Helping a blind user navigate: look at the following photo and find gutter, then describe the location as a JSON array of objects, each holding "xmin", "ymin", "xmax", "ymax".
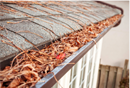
[{"xmin": 34, "ymin": 16, "xmax": 123, "ymax": 88}]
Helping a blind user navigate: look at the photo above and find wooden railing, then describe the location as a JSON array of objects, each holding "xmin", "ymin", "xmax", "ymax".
[{"xmin": 97, "ymin": 59, "xmax": 129, "ymax": 88}]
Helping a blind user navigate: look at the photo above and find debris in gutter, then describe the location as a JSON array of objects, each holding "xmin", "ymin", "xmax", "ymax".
[{"xmin": 0, "ymin": 14, "xmax": 122, "ymax": 88}]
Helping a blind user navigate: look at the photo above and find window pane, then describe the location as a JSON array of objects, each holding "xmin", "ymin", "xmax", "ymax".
[
  {"xmin": 87, "ymin": 72, "xmax": 91, "ymax": 84},
  {"xmin": 73, "ymin": 63, "xmax": 77, "ymax": 78}
]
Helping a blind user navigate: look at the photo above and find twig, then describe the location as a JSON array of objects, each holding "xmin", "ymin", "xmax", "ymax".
[
  {"xmin": 17, "ymin": 30, "xmax": 43, "ymax": 38},
  {"xmin": 47, "ymin": 17, "xmax": 73, "ymax": 31},
  {"xmin": 11, "ymin": 50, "xmax": 27, "ymax": 68},
  {"xmin": 17, "ymin": 81, "xmax": 37, "ymax": 88},
  {"xmin": 7, "ymin": 20, "xmax": 29, "ymax": 24},
  {"xmin": 0, "ymin": 34, "xmax": 22, "ymax": 51},
  {"xmin": 47, "ymin": 72, "xmax": 63, "ymax": 88},
  {"xmin": 42, "ymin": 28, "xmax": 56, "ymax": 40},
  {"xmin": 3, "ymin": 25, "xmax": 8, "ymax": 34}
]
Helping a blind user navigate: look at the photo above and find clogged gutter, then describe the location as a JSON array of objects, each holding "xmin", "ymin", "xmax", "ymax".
[{"xmin": 0, "ymin": 14, "xmax": 122, "ymax": 88}]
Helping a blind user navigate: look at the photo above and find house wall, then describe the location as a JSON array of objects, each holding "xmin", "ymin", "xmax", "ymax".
[{"xmin": 101, "ymin": 1, "xmax": 129, "ymax": 68}]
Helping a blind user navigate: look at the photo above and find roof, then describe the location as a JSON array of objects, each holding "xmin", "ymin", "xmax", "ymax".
[{"xmin": 0, "ymin": 1, "xmax": 121, "ymax": 62}]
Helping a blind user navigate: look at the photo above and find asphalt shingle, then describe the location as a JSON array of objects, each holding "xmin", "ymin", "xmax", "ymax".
[{"xmin": 0, "ymin": 1, "xmax": 122, "ymax": 61}]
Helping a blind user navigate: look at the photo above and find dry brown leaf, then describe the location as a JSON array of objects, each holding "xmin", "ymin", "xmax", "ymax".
[
  {"xmin": 8, "ymin": 78, "xmax": 20, "ymax": 88},
  {"xmin": 0, "ymin": 81, "xmax": 3, "ymax": 88},
  {"xmin": 69, "ymin": 47, "xmax": 79, "ymax": 52}
]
